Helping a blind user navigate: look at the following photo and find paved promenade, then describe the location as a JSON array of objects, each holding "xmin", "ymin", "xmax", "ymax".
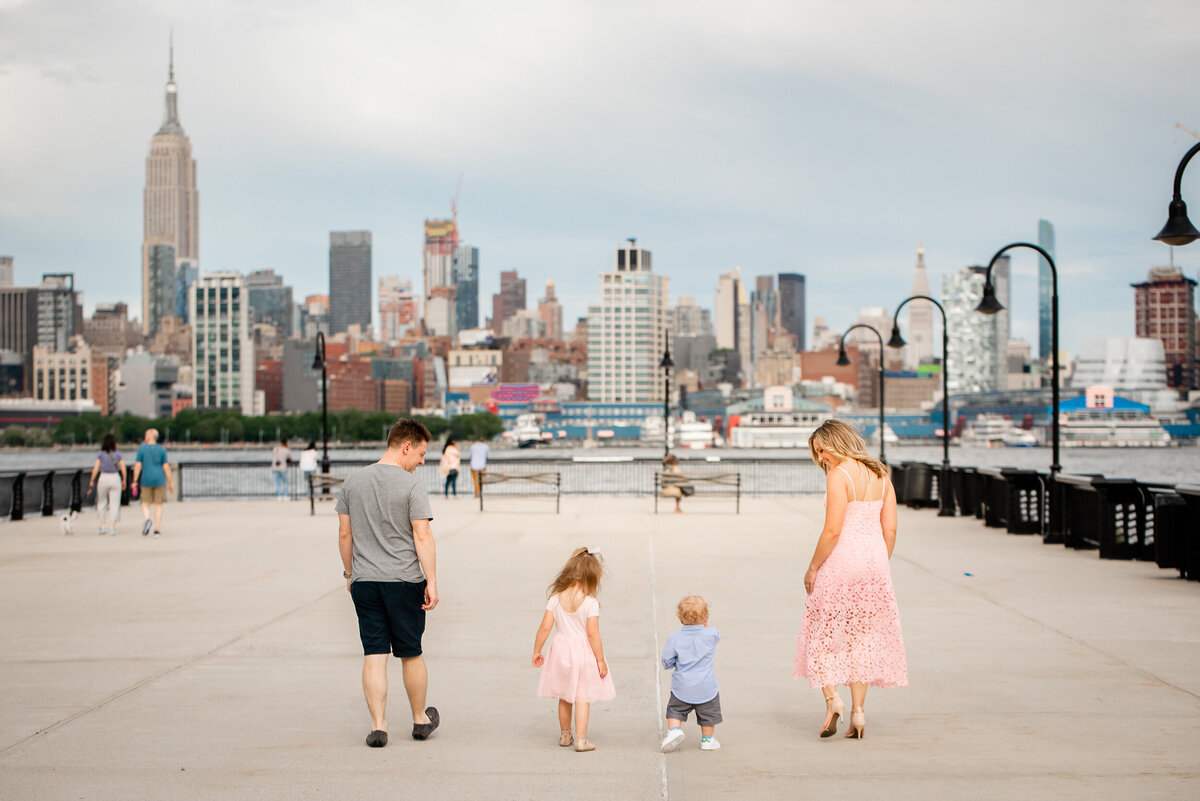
[{"xmin": 1, "ymin": 494, "xmax": 1198, "ymax": 800}]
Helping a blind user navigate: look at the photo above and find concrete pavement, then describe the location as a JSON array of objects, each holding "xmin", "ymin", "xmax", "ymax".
[{"xmin": 1, "ymin": 494, "xmax": 1198, "ymax": 800}]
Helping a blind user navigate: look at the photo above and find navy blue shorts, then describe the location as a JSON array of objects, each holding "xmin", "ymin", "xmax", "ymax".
[{"xmin": 349, "ymin": 580, "xmax": 427, "ymax": 658}]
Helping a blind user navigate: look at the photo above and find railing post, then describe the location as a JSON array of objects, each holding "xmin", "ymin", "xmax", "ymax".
[
  {"xmin": 176, "ymin": 463, "xmax": 184, "ymax": 502},
  {"xmin": 556, "ymin": 472, "xmax": 561, "ymax": 515},
  {"xmin": 42, "ymin": 472, "xmax": 55, "ymax": 517},
  {"xmin": 309, "ymin": 473, "xmax": 315, "ymax": 517},
  {"xmin": 12, "ymin": 471, "xmax": 25, "ymax": 521},
  {"xmin": 736, "ymin": 473, "xmax": 741, "ymax": 514}
]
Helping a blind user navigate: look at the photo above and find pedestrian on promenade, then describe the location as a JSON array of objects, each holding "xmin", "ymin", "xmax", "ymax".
[
  {"xmin": 437, "ymin": 437, "xmax": 460, "ymax": 498},
  {"xmin": 299, "ymin": 441, "xmax": 318, "ymax": 495},
  {"xmin": 131, "ymin": 428, "xmax": 173, "ymax": 538},
  {"xmin": 468, "ymin": 434, "xmax": 489, "ymax": 497},
  {"xmin": 87, "ymin": 433, "xmax": 126, "ymax": 536},
  {"xmin": 795, "ymin": 419, "xmax": 907, "ymax": 739},
  {"xmin": 660, "ymin": 595, "xmax": 722, "ymax": 752},
  {"xmin": 271, "ymin": 437, "xmax": 291, "ymax": 501},
  {"xmin": 532, "ymin": 547, "xmax": 615, "ymax": 753},
  {"xmin": 337, "ymin": 418, "xmax": 440, "ymax": 748},
  {"xmin": 659, "ymin": 454, "xmax": 691, "ymax": 514}
]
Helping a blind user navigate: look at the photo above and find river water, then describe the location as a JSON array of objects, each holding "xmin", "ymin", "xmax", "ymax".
[{"xmin": 4, "ymin": 442, "xmax": 1198, "ymax": 486}]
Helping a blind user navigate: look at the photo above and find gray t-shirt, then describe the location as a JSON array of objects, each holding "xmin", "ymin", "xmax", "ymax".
[{"xmin": 335, "ymin": 463, "xmax": 434, "ymax": 583}]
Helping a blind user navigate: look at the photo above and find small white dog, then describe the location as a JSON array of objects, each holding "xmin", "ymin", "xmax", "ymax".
[{"xmin": 60, "ymin": 510, "xmax": 79, "ymax": 536}]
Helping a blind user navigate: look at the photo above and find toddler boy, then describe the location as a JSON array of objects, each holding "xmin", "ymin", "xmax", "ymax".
[{"xmin": 660, "ymin": 595, "xmax": 722, "ymax": 751}]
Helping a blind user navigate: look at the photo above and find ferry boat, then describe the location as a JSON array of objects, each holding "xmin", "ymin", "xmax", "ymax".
[
  {"xmin": 961, "ymin": 414, "xmax": 1038, "ymax": 448},
  {"xmin": 641, "ymin": 412, "xmax": 722, "ymax": 449},
  {"xmin": 727, "ymin": 409, "xmax": 829, "ymax": 448},
  {"xmin": 1058, "ymin": 388, "xmax": 1173, "ymax": 448},
  {"xmin": 507, "ymin": 413, "xmax": 544, "ymax": 448}
]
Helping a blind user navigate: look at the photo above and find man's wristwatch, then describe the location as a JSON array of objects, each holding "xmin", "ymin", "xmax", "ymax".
[{"xmin": 343, "ymin": 571, "xmax": 351, "ymax": 579}]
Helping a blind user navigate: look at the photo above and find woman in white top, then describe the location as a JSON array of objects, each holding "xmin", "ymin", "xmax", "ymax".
[
  {"xmin": 438, "ymin": 438, "xmax": 461, "ymax": 498},
  {"xmin": 299, "ymin": 442, "xmax": 319, "ymax": 497}
]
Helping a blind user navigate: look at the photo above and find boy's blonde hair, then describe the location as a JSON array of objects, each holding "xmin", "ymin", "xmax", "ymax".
[{"xmin": 676, "ymin": 595, "xmax": 709, "ymax": 625}]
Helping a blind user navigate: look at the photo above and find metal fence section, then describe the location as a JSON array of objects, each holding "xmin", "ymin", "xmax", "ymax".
[{"xmin": 169, "ymin": 457, "xmax": 827, "ymax": 502}]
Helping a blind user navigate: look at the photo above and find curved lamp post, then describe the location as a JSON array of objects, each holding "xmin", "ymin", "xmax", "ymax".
[
  {"xmin": 1153, "ymin": 142, "xmax": 1200, "ymax": 246},
  {"xmin": 659, "ymin": 337, "xmax": 674, "ymax": 459},
  {"xmin": 976, "ymin": 242, "xmax": 1061, "ymax": 542},
  {"xmin": 312, "ymin": 332, "xmax": 331, "ymax": 475},
  {"xmin": 837, "ymin": 324, "xmax": 886, "ymax": 464},
  {"xmin": 888, "ymin": 295, "xmax": 953, "ymax": 516}
]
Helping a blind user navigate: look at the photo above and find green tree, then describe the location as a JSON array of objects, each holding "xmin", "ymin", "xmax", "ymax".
[
  {"xmin": 448, "ymin": 412, "xmax": 504, "ymax": 442},
  {"xmin": 2, "ymin": 426, "xmax": 26, "ymax": 447}
]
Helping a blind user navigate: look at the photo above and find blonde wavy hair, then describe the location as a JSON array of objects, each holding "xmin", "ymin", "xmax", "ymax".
[
  {"xmin": 547, "ymin": 547, "xmax": 605, "ymax": 599},
  {"xmin": 808, "ymin": 419, "xmax": 887, "ymax": 479}
]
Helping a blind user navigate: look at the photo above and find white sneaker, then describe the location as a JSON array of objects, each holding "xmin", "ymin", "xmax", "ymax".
[
  {"xmin": 660, "ymin": 728, "xmax": 685, "ymax": 752},
  {"xmin": 700, "ymin": 737, "xmax": 720, "ymax": 751}
]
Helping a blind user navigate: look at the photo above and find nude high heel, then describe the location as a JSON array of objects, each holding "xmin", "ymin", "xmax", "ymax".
[
  {"xmin": 820, "ymin": 693, "xmax": 845, "ymax": 738},
  {"xmin": 845, "ymin": 707, "xmax": 865, "ymax": 739}
]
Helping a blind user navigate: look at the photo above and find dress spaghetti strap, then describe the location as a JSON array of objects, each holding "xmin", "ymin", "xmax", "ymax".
[{"xmin": 835, "ymin": 464, "xmax": 858, "ymax": 501}]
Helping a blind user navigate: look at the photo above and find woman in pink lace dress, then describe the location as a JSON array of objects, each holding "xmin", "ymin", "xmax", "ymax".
[{"xmin": 795, "ymin": 419, "xmax": 907, "ymax": 739}]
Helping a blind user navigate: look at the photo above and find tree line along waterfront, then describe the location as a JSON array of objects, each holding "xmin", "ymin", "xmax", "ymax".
[{"xmin": 0, "ymin": 409, "xmax": 505, "ymax": 449}]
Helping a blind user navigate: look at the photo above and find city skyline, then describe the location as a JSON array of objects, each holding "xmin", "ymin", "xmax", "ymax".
[{"xmin": 3, "ymin": 1, "xmax": 1200, "ymax": 357}]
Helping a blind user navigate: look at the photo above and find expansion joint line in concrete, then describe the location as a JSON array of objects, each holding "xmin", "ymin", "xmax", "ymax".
[
  {"xmin": 893, "ymin": 553, "xmax": 1200, "ymax": 703},
  {"xmin": 0, "ymin": 585, "xmax": 345, "ymax": 760},
  {"xmin": 648, "ymin": 532, "xmax": 668, "ymax": 801}
]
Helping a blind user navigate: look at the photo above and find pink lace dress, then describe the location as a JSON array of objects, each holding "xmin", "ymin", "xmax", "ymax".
[
  {"xmin": 794, "ymin": 465, "xmax": 908, "ymax": 688},
  {"xmin": 537, "ymin": 594, "xmax": 616, "ymax": 703}
]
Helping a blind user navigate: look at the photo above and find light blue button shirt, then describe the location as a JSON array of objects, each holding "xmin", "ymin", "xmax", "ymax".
[{"xmin": 661, "ymin": 625, "xmax": 721, "ymax": 704}]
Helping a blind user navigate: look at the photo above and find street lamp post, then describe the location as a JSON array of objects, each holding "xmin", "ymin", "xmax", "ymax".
[
  {"xmin": 836, "ymin": 324, "xmax": 886, "ymax": 464},
  {"xmin": 976, "ymin": 242, "xmax": 1061, "ymax": 542},
  {"xmin": 888, "ymin": 295, "xmax": 954, "ymax": 516},
  {"xmin": 1153, "ymin": 142, "xmax": 1200, "ymax": 246},
  {"xmin": 312, "ymin": 332, "xmax": 331, "ymax": 475},
  {"xmin": 659, "ymin": 337, "xmax": 674, "ymax": 459}
]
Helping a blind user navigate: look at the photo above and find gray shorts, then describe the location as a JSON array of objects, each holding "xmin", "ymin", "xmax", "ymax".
[{"xmin": 666, "ymin": 691, "xmax": 722, "ymax": 726}]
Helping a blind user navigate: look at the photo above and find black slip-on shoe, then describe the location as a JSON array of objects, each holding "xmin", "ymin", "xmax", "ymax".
[
  {"xmin": 365, "ymin": 730, "xmax": 388, "ymax": 748},
  {"xmin": 412, "ymin": 707, "xmax": 439, "ymax": 741}
]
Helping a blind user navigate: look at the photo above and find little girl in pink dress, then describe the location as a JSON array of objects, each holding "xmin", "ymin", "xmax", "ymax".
[{"xmin": 533, "ymin": 547, "xmax": 616, "ymax": 752}]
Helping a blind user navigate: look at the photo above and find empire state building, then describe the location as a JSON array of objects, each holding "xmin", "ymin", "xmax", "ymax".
[{"xmin": 142, "ymin": 43, "xmax": 199, "ymax": 337}]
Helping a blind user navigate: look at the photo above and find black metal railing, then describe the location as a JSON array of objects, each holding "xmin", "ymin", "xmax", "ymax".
[{"xmin": 0, "ymin": 470, "xmax": 105, "ymax": 520}]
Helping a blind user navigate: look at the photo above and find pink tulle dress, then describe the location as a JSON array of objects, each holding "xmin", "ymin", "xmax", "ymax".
[
  {"xmin": 537, "ymin": 593, "xmax": 616, "ymax": 703},
  {"xmin": 795, "ymin": 464, "xmax": 908, "ymax": 689}
]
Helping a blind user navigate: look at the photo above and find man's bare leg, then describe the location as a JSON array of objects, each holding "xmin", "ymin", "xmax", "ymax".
[
  {"xmin": 362, "ymin": 654, "xmax": 389, "ymax": 731},
  {"xmin": 153, "ymin": 502, "xmax": 165, "ymax": 531},
  {"xmin": 401, "ymin": 655, "xmax": 431, "ymax": 724}
]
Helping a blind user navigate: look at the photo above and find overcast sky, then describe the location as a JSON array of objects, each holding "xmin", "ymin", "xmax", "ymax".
[{"xmin": 2, "ymin": 0, "xmax": 1199, "ymax": 357}]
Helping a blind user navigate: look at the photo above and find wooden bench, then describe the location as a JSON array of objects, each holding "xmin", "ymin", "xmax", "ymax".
[
  {"xmin": 654, "ymin": 471, "xmax": 741, "ymax": 514},
  {"xmin": 479, "ymin": 471, "xmax": 561, "ymax": 513}
]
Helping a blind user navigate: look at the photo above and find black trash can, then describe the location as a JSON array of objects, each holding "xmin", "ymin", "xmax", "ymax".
[
  {"xmin": 976, "ymin": 469, "xmax": 1008, "ymax": 528},
  {"xmin": 1149, "ymin": 488, "xmax": 1186, "ymax": 575},
  {"xmin": 1171, "ymin": 485, "xmax": 1200, "ymax": 581},
  {"xmin": 891, "ymin": 463, "xmax": 909, "ymax": 505},
  {"xmin": 903, "ymin": 462, "xmax": 934, "ymax": 509}
]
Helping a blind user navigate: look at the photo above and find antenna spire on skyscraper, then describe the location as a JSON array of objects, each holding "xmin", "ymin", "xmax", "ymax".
[{"xmin": 169, "ymin": 30, "xmax": 174, "ymax": 83}]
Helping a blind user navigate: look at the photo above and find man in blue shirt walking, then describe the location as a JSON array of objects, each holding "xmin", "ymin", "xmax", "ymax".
[
  {"xmin": 660, "ymin": 595, "xmax": 722, "ymax": 752},
  {"xmin": 132, "ymin": 428, "xmax": 174, "ymax": 538}
]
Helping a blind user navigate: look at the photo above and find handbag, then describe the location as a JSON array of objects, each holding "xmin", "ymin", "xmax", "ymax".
[{"xmin": 679, "ymin": 483, "xmax": 695, "ymax": 497}]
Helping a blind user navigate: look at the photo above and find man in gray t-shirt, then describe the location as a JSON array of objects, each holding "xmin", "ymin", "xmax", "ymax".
[{"xmin": 337, "ymin": 418, "xmax": 440, "ymax": 748}]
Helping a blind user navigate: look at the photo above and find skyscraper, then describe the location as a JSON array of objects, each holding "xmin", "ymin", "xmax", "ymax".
[
  {"xmin": 1132, "ymin": 265, "xmax": 1199, "ymax": 389},
  {"xmin": 492, "ymin": 270, "xmax": 526, "ymax": 335},
  {"xmin": 329, "ymin": 231, "xmax": 372, "ymax": 335},
  {"xmin": 1037, "ymin": 219, "xmax": 1055, "ymax": 362},
  {"xmin": 905, "ymin": 244, "xmax": 934, "ymax": 370},
  {"xmin": 453, "ymin": 245, "xmax": 479, "ymax": 332},
  {"xmin": 244, "ymin": 269, "xmax": 295, "ymax": 338},
  {"xmin": 586, "ymin": 241, "xmax": 669, "ymax": 403},
  {"xmin": 379, "ymin": 276, "xmax": 416, "ymax": 342},
  {"xmin": 777, "ymin": 273, "xmax": 806, "ymax": 351},
  {"xmin": 142, "ymin": 41, "xmax": 199, "ymax": 337},
  {"xmin": 942, "ymin": 261, "xmax": 1009, "ymax": 394},
  {"xmin": 538, "ymin": 280, "xmax": 564, "ymax": 340},
  {"xmin": 145, "ymin": 243, "xmax": 176, "ymax": 339},
  {"xmin": 191, "ymin": 271, "xmax": 254, "ymax": 411},
  {"xmin": 423, "ymin": 219, "xmax": 455, "ymax": 329},
  {"xmin": 0, "ymin": 256, "xmax": 12, "ymax": 287},
  {"xmin": 714, "ymin": 268, "xmax": 742, "ymax": 351}
]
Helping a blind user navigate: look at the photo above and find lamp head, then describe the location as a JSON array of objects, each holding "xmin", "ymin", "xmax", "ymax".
[
  {"xmin": 1153, "ymin": 198, "xmax": 1200, "ymax": 247},
  {"xmin": 659, "ymin": 347, "xmax": 674, "ymax": 370},
  {"xmin": 975, "ymin": 281, "xmax": 1005, "ymax": 315},
  {"xmin": 835, "ymin": 345, "xmax": 851, "ymax": 366},
  {"xmin": 887, "ymin": 325, "xmax": 906, "ymax": 349}
]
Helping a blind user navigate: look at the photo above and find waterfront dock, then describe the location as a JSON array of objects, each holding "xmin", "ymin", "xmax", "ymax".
[{"xmin": 1, "ymin": 497, "xmax": 1198, "ymax": 800}]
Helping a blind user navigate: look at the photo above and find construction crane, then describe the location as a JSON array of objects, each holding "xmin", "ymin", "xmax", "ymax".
[
  {"xmin": 1176, "ymin": 122, "xmax": 1200, "ymax": 141},
  {"xmin": 450, "ymin": 173, "xmax": 464, "ymax": 247}
]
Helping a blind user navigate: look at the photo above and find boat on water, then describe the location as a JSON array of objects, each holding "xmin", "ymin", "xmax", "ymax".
[
  {"xmin": 1058, "ymin": 387, "xmax": 1174, "ymax": 448},
  {"xmin": 961, "ymin": 414, "xmax": 1039, "ymax": 448},
  {"xmin": 727, "ymin": 409, "xmax": 829, "ymax": 448},
  {"xmin": 868, "ymin": 422, "xmax": 900, "ymax": 446},
  {"xmin": 504, "ymin": 413, "xmax": 544, "ymax": 448},
  {"xmin": 641, "ymin": 412, "xmax": 723, "ymax": 449}
]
